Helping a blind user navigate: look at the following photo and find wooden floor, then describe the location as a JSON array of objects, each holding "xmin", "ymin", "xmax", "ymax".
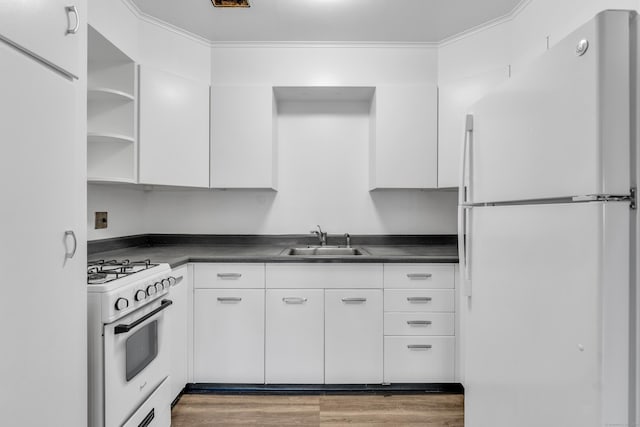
[{"xmin": 171, "ymin": 394, "xmax": 464, "ymax": 426}]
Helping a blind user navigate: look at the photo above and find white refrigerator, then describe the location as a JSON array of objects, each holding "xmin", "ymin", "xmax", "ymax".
[{"xmin": 459, "ymin": 10, "xmax": 637, "ymax": 427}]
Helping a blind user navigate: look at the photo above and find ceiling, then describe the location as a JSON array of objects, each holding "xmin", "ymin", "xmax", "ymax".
[{"xmin": 129, "ymin": 0, "xmax": 525, "ymax": 43}]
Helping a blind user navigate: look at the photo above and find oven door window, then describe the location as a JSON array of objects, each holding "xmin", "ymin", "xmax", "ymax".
[{"xmin": 125, "ymin": 320, "xmax": 158, "ymax": 381}]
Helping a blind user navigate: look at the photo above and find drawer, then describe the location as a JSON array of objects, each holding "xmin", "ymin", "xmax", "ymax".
[
  {"xmin": 383, "ymin": 336, "xmax": 454, "ymax": 383},
  {"xmin": 266, "ymin": 264, "xmax": 383, "ymax": 289},
  {"xmin": 195, "ymin": 263, "xmax": 265, "ymax": 289},
  {"xmin": 384, "ymin": 264, "xmax": 454, "ymax": 289},
  {"xmin": 384, "ymin": 312, "xmax": 454, "ymax": 336},
  {"xmin": 384, "ymin": 289, "xmax": 454, "ymax": 312}
]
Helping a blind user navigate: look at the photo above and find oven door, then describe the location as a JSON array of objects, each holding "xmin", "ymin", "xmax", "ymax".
[{"xmin": 104, "ymin": 298, "xmax": 172, "ymax": 427}]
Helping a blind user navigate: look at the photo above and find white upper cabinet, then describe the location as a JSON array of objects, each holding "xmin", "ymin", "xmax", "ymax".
[
  {"xmin": 210, "ymin": 86, "xmax": 278, "ymax": 189},
  {"xmin": 438, "ymin": 67, "xmax": 510, "ymax": 188},
  {"xmin": 139, "ymin": 66, "xmax": 210, "ymax": 188},
  {"xmin": 0, "ymin": 0, "xmax": 84, "ymax": 78},
  {"xmin": 369, "ymin": 84, "xmax": 438, "ymax": 189}
]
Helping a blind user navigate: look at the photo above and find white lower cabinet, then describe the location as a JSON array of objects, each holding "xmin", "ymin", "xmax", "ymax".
[
  {"xmin": 194, "ymin": 289, "xmax": 265, "ymax": 383},
  {"xmin": 168, "ymin": 265, "xmax": 189, "ymax": 400},
  {"xmin": 325, "ymin": 289, "xmax": 383, "ymax": 384},
  {"xmin": 384, "ymin": 336, "xmax": 455, "ymax": 382},
  {"xmin": 265, "ymin": 289, "xmax": 324, "ymax": 383}
]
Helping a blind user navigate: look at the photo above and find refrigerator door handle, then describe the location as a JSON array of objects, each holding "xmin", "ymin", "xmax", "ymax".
[
  {"xmin": 459, "ymin": 114, "xmax": 474, "ymax": 296},
  {"xmin": 458, "ymin": 205, "xmax": 472, "ymax": 296},
  {"xmin": 459, "ymin": 114, "xmax": 474, "ymax": 205}
]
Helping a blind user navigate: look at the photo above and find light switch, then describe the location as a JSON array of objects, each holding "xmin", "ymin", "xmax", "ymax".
[{"xmin": 95, "ymin": 212, "xmax": 108, "ymax": 229}]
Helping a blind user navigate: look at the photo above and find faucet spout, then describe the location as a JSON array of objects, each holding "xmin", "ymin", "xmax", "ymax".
[{"xmin": 310, "ymin": 225, "xmax": 327, "ymax": 246}]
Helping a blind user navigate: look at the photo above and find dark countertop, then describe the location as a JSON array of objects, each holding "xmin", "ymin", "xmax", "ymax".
[{"xmin": 88, "ymin": 235, "xmax": 459, "ymax": 268}]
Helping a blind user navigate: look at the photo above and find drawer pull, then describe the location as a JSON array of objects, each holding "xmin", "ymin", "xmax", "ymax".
[
  {"xmin": 407, "ymin": 297, "xmax": 432, "ymax": 303},
  {"xmin": 341, "ymin": 297, "xmax": 367, "ymax": 303},
  {"xmin": 217, "ymin": 273, "xmax": 242, "ymax": 279},
  {"xmin": 217, "ymin": 297, "xmax": 242, "ymax": 302},
  {"xmin": 407, "ymin": 320, "xmax": 432, "ymax": 326},
  {"xmin": 283, "ymin": 297, "xmax": 307, "ymax": 304},
  {"xmin": 407, "ymin": 344, "xmax": 433, "ymax": 350},
  {"xmin": 407, "ymin": 273, "xmax": 432, "ymax": 280}
]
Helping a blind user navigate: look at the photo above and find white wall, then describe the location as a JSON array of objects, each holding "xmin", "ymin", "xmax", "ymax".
[{"xmin": 87, "ymin": 184, "xmax": 148, "ymax": 240}]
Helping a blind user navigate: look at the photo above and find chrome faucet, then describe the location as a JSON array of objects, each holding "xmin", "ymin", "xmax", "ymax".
[
  {"xmin": 344, "ymin": 233, "xmax": 351, "ymax": 248},
  {"xmin": 310, "ymin": 225, "xmax": 327, "ymax": 246}
]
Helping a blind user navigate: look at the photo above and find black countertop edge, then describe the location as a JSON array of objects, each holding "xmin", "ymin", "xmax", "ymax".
[
  {"xmin": 88, "ymin": 234, "xmax": 457, "ymax": 255},
  {"xmin": 184, "ymin": 382, "xmax": 464, "ymax": 395}
]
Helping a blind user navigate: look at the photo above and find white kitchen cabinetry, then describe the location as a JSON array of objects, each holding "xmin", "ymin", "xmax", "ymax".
[
  {"xmin": 437, "ymin": 67, "xmax": 510, "ymax": 188},
  {"xmin": 369, "ymin": 85, "xmax": 438, "ymax": 189},
  {"xmin": 0, "ymin": 22, "xmax": 86, "ymax": 427},
  {"xmin": 0, "ymin": 0, "xmax": 83, "ymax": 78},
  {"xmin": 325, "ymin": 289, "xmax": 383, "ymax": 384},
  {"xmin": 87, "ymin": 26, "xmax": 137, "ymax": 183},
  {"xmin": 383, "ymin": 264, "xmax": 456, "ymax": 383},
  {"xmin": 210, "ymin": 86, "xmax": 278, "ymax": 189},
  {"xmin": 168, "ymin": 265, "xmax": 189, "ymax": 401},
  {"xmin": 193, "ymin": 263, "xmax": 265, "ymax": 383},
  {"xmin": 139, "ymin": 66, "xmax": 210, "ymax": 188},
  {"xmin": 265, "ymin": 289, "xmax": 324, "ymax": 383}
]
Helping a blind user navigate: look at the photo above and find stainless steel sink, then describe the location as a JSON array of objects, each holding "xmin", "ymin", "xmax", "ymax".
[{"xmin": 285, "ymin": 246, "xmax": 367, "ymax": 256}]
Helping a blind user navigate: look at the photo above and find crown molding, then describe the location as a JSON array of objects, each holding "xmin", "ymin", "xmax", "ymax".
[
  {"xmin": 438, "ymin": 0, "xmax": 533, "ymax": 47},
  {"xmin": 121, "ymin": 0, "xmax": 532, "ymax": 50}
]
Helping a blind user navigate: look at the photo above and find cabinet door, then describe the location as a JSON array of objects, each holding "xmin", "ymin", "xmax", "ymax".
[
  {"xmin": 210, "ymin": 86, "xmax": 277, "ymax": 189},
  {"xmin": 325, "ymin": 290, "xmax": 383, "ymax": 384},
  {"xmin": 438, "ymin": 67, "xmax": 509, "ymax": 188},
  {"xmin": 0, "ymin": 0, "xmax": 84, "ymax": 78},
  {"xmin": 265, "ymin": 289, "xmax": 324, "ymax": 383},
  {"xmin": 194, "ymin": 289, "xmax": 264, "ymax": 383},
  {"xmin": 0, "ymin": 40, "xmax": 86, "ymax": 426},
  {"xmin": 370, "ymin": 85, "xmax": 437, "ymax": 189},
  {"xmin": 139, "ymin": 66, "xmax": 210, "ymax": 187},
  {"xmin": 168, "ymin": 266, "xmax": 189, "ymax": 400}
]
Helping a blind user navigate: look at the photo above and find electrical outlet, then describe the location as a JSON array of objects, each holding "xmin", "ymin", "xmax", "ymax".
[{"xmin": 95, "ymin": 212, "xmax": 108, "ymax": 229}]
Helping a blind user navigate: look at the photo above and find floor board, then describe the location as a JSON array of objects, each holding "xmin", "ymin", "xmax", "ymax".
[{"xmin": 171, "ymin": 394, "xmax": 464, "ymax": 426}]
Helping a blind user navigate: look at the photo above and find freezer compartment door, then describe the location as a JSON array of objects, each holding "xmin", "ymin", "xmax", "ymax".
[
  {"xmin": 467, "ymin": 10, "xmax": 631, "ymax": 203},
  {"xmin": 464, "ymin": 202, "xmax": 630, "ymax": 427}
]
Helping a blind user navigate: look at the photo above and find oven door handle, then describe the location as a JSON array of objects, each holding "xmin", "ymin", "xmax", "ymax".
[{"xmin": 114, "ymin": 299, "xmax": 173, "ymax": 335}]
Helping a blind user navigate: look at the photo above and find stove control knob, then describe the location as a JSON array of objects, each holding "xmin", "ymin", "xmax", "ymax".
[
  {"xmin": 162, "ymin": 278, "xmax": 170, "ymax": 288},
  {"xmin": 155, "ymin": 282, "xmax": 163, "ymax": 291},
  {"xmin": 135, "ymin": 290, "xmax": 146, "ymax": 302},
  {"xmin": 168, "ymin": 276, "xmax": 177, "ymax": 286},
  {"xmin": 146, "ymin": 284, "xmax": 157, "ymax": 296},
  {"xmin": 115, "ymin": 297, "xmax": 129, "ymax": 311}
]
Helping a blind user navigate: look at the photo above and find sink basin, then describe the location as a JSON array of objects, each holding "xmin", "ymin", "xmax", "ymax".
[{"xmin": 286, "ymin": 246, "xmax": 367, "ymax": 256}]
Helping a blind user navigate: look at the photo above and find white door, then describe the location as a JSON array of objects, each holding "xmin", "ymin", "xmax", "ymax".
[
  {"xmin": 467, "ymin": 11, "xmax": 631, "ymax": 203},
  {"xmin": 0, "ymin": 41, "xmax": 86, "ymax": 426},
  {"xmin": 139, "ymin": 66, "xmax": 210, "ymax": 188},
  {"xmin": 265, "ymin": 289, "xmax": 324, "ymax": 383},
  {"xmin": 194, "ymin": 289, "xmax": 265, "ymax": 383},
  {"xmin": 0, "ymin": 0, "xmax": 84, "ymax": 77},
  {"xmin": 325, "ymin": 290, "xmax": 383, "ymax": 384},
  {"xmin": 464, "ymin": 202, "xmax": 630, "ymax": 427}
]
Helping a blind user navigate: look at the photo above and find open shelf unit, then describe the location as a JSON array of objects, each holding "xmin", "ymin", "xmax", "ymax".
[{"xmin": 87, "ymin": 26, "xmax": 137, "ymax": 183}]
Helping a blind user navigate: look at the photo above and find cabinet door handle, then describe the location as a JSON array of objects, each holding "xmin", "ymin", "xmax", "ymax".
[
  {"xmin": 407, "ymin": 297, "xmax": 432, "ymax": 303},
  {"xmin": 282, "ymin": 297, "xmax": 307, "ymax": 304},
  {"xmin": 217, "ymin": 273, "xmax": 242, "ymax": 279},
  {"xmin": 407, "ymin": 320, "xmax": 432, "ymax": 326},
  {"xmin": 341, "ymin": 297, "xmax": 367, "ymax": 303},
  {"xmin": 64, "ymin": 230, "xmax": 77, "ymax": 259},
  {"xmin": 65, "ymin": 6, "xmax": 80, "ymax": 35},
  {"xmin": 217, "ymin": 297, "xmax": 242, "ymax": 302},
  {"xmin": 406, "ymin": 273, "xmax": 432, "ymax": 280},
  {"xmin": 407, "ymin": 344, "xmax": 432, "ymax": 350}
]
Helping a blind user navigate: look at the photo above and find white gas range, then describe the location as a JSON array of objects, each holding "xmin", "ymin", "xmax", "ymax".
[{"xmin": 87, "ymin": 259, "xmax": 176, "ymax": 427}]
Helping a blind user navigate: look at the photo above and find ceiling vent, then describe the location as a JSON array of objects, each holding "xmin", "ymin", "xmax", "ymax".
[{"xmin": 211, "ymin": 0, "xmax": 250, "ymax": 7}]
